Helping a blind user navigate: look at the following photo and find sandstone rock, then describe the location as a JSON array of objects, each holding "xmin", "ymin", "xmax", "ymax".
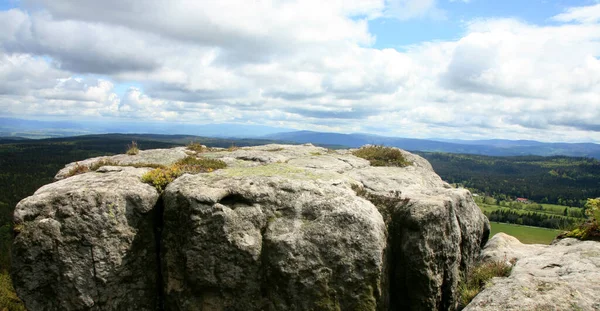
[
  {"xmin": 55, "ymin": 147, "xmax": 189, "ymax": 180},
  {"xmin": 464, "ymin": 233, "xmax": 600, "ymax": 311},
  {"xmin": 162, "ymin": 174, "xmax": 386, "ymax": 310},
  {"xmin": 13, "ymin": 144, "xmax": 490, "ymax": 311},
  {"xmin": 12, "ymin": 166, "xmax": 161, "ymax": 310}
]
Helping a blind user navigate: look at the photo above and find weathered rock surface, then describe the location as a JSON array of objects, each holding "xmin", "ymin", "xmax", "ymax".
[
  {"xmin": 13, "ymin": 144, "xmax": 490, "ymax": 311},
  {"xmin": 464, "ymin": 233, "xmax": 600, "ymax": 311},
  {"xmin": 12, "ymin": 166, "xmax": 160, "ymax": 310},
  {"xmin": 54, "ymin": 147, "xmax": 189, "ymax": 180}
]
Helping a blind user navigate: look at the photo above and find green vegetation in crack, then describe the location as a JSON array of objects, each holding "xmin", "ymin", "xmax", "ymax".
[
  {"xmin": 352, "ymin": 145, "xmax": 410, "ymax": 167},
  {"xmin": 141, "ymin": 156, "xmax": 227, "ymax": 191},
  {"xmin": 457, "ymin": 259, "xmax": 514, "ymax": 310}
]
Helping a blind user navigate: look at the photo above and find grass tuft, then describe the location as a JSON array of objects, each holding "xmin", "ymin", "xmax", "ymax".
[
  {"xmin": 65, "ymin": 162, "xmax": 90, "ymax": 177},
  {"xmin": 227, "ymin": 144, "xmax": 240, "ymax": 152},
  {"xmin": 126, "ymin": 141, "xmax": 139, "ymax": 155},
  {"xmin": 187, "ymin": 142, "xmax": 207, "ymax": 153},
  {"xmin": 458, "ymin": 260, "xmax": 513, "ymax": 309},
  {"xmin": 352, "ymin": 145, "xmax": 410, "ymax": 167}
]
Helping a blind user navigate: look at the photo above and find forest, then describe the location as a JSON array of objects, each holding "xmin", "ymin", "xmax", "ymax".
[{"xmin": 418, "ymin": 152, "xmax": 600, "ymax": 208}]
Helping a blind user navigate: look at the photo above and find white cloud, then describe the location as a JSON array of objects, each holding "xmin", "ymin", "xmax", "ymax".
[
  {"xmin": 552, "ymin": 3, "xmax": 600, "ymax": 24},
  {"xmin": 0, "ymin": 2, "xmax": 600, "ymax": 142}
]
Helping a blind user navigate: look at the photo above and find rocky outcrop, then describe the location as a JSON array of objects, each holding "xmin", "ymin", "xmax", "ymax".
[
  {"xmin": 54, "ymin": 147, "xmax": 189, "ymax": 180},
  {"xmin": 12, "ymin": 144, "xmax": 490, "ymax": 311},
  {"xmin": 12, "ymin": 166, "xmax": 160, "ymax": 310},
  {"xmin": 464, "ymin": 233, "xmax": 600, "ymax": 311}
]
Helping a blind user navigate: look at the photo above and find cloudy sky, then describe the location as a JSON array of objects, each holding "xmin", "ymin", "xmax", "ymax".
[{"xmin": 1, "ymin": 0, "xmax": 600, "ymax": 142}]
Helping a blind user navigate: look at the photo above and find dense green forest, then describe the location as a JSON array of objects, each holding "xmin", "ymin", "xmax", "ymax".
[{"xmin": 418, "ymin": 152, "xmax": 600, "ymax": 208}]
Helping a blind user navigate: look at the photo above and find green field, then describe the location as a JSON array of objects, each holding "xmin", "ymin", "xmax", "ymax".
[
  {"xmin": 489, "ymin": 222, "xmax": 561, "ymax": 244},
  {"xmin": 477, "ymin": 203, "xmax": 581, "ymax": 221}
]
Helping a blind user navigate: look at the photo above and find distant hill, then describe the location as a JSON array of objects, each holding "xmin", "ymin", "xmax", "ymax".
[
  {"xmin": 265, "ymin": 131, "xmax": 600, "ymax": 159},
  {"xmin": 0, "ymin": 117, "xmax": 292, "ymax": 139}
]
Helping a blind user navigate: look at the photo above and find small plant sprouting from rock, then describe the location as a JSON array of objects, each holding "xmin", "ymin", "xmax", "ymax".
[
  {"xmin": 126, "ymin": 141, "xmax": 139, "ymax": 155},
  {"xmin": 352, "ymin": 145, "xmax": 410, "ymax": 167},
  {"xmin": 141, "ymin": 166, "xmax": 181, "ymax": 192},
  {"xmin": 187, "ymin": 142, "xmax": 207, "ymax": 153},
  {"xmin": 141, "ymin": 156, "xmax": 227, "ymax": 191},
  {"xmin": 457, "ymin": 259, "xmax": 514, "ymax": 309},
  {"xmin": 227, "ymin": 144, "xmax": 240, "ymax": 152}
]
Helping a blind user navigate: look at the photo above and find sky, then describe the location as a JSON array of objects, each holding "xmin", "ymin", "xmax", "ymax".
[{"xmin": 1, "ymin": 0, "xmax": 600, "ymax": 142}]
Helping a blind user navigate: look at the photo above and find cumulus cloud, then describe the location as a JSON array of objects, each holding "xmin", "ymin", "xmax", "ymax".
[{"xmin": 0, "ymin": 1, "xmax": 599, "ymax": 142}]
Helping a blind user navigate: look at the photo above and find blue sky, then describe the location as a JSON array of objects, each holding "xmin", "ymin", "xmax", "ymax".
[{"xmin": 0, "ymin": 0, "xmax": 599, "ymax": 142}]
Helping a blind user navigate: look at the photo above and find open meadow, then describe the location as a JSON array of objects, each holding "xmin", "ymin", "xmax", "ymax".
[{"xmin": 490, "ymin": 222, "xmax": 561, "ymax": 244}]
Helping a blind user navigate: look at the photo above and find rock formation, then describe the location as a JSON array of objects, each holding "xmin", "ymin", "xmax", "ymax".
[
  {"xmin": 464, "ymin": 233, "xmax": 600, "ymax": 311},
  {"xmin": 12, "ymin": 144, "xmax": 490, "ymax": 311}
]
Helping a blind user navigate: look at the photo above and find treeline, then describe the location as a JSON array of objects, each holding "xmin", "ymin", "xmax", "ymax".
[
  {"xmin": 484, "ymin": 209, "xmax": 577, "ymax": 229},
  {"xmin": 418, "ymin": 152, "xmax": 600, "ymax": 208}
]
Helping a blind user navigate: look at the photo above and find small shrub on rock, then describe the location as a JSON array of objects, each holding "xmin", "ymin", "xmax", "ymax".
[
  {"xmin": 458, "ymin": 260, "xmax": 513, "ymax": 309},
  {"xmin": 141, "ymin": 166, "xmax": 181, "ymax": 192},
  {"xmin": 141, "ymin": 156, "xmax": 227, "ymax": 191},
  {"xmin": 126, "ymin": 141, "xmax": 139, "ymax": 155},
  {"xmin": 187, "ymin": 142, "xmax": 207, "ymax": 153},
  {"xmin": 352, "ymin": 145, "xmax": 410, "ymax": 167},
  {"xmin": 175, "ymin": 156, "xmax": 227, "ymax": 174}
]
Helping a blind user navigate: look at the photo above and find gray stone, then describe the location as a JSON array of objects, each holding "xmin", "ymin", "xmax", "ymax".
[
  {"xmin": 12, "ymin": 167, "xmax": 160, "ymax": 311},
  {"xmin": 464, "ymin": 233, "xmax": 600, "ymax": 311},
  {"xmin": 13, "ymin": 144, "xmax": 490, "ymax": 311},
  {"xmin": 162, "ymin": 174, "xmax": 386, "ymax": 310},
  {"xmin": 55, "ymin": 147, "xmax": 189, "ymax": 180}
]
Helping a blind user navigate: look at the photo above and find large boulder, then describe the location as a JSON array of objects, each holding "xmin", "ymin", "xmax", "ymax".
[
  {"xmin": 12, "ymin": 144, "xmax": 490, "ymax": 311},
  {"xmin": 464, "ymin": 233, "xmax": 600, "ymax": 311},
  {"xmin": 12, "ymin": 166, "xmax": 161, "ymax": 310}
]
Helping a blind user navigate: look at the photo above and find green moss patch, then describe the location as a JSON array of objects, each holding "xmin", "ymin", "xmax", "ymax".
[{"xmin": 141, "ymin": 156, "xmax": 227, "ymax": 191}]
